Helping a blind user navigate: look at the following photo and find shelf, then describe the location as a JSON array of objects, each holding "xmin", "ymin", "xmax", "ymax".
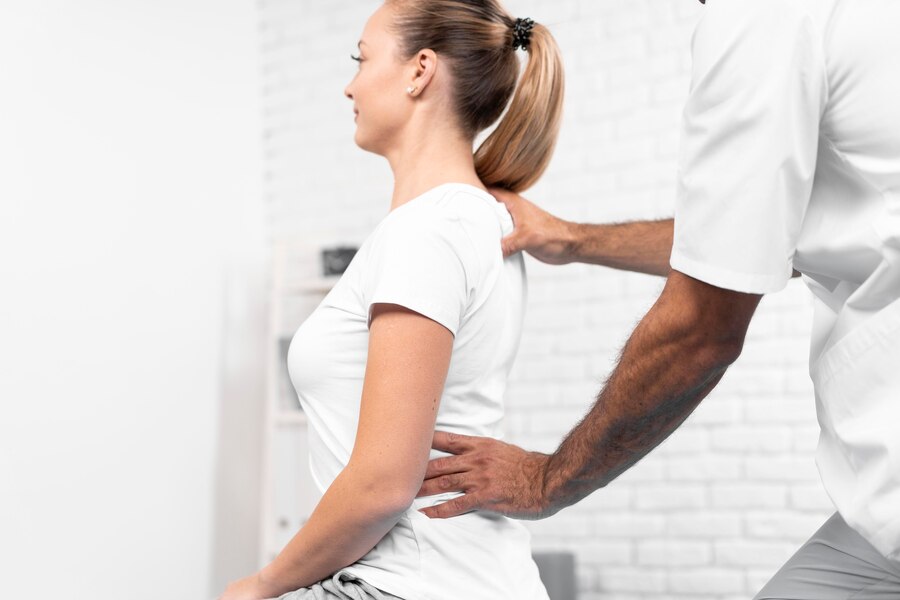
[
  {"xmin": 279, "ymin": 278, "xmax": 338, "ymax": 295},
  {"xmin": 262, "ymin": 242, "xmax": 345, "ymax": 569},
  {"xmin": 275, "ymin": 410, "xmax": 307, "ymax": 426}
]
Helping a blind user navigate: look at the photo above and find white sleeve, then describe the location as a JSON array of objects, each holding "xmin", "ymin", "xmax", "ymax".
[
  {"xmin": 361, "ymin": 210, "xmax": 476, "ymax": 337},
  {"xmin": 670, "ymin": 0, "xmax": 828, "ymax": 294}
]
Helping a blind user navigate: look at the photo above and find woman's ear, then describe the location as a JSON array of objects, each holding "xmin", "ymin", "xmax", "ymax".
[{"xmin": 408, "ymin": 49, "xmax": 437, "ymax": 96}]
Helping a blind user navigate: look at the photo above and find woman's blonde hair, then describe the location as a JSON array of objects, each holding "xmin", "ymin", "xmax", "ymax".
[{"xmin": 388, "ymin": 0, "xmax": 565, "ymax": 192}]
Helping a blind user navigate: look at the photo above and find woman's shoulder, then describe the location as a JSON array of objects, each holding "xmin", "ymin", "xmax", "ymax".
[
  {"xmin": 433, "ymin": 183, "xmax": 504, "ymax": 218},
  {"xmin": 368, "ymin": 189, "xmax": 474, "ymax": 258},
  {"xmin": 378, "ymin": 184, "xmax": 501, "ymax": 234},
  {"xmin": 429, "ymin": 184, "xmax": 514, "ymax": 243},
  {"xmin": 369, "ymin": 183, "xmax": 512, "ymax": 275}
]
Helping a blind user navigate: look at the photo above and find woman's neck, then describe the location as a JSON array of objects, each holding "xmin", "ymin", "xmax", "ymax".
[{"xmin": 384, "ymin": 127, "xmax": 486, "ymax": 211}]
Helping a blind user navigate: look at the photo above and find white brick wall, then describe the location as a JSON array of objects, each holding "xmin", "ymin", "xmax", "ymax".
[{"xmin": 261, "ymin": 0, "xmax": 834, "ymax": 597}]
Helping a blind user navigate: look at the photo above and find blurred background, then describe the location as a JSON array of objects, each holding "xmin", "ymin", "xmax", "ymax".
[{"xmin": 0, "ymin": 1, "xmax": 833, "ymax": 599}]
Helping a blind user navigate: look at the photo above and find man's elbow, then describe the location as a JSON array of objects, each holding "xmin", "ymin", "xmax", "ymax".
[
  {"xmin": 673, "ymin": 302, "xmax": 753, "ymax": 374},
  {"xmin": 694, "ymin": 333, "xmax": 745, "ymax": 373},
  {"xmin": 659, "ymin": 271, "xmax": 761, "ymax": 372}
]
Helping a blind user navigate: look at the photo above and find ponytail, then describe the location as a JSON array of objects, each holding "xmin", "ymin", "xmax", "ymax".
[{"xmin": 475, "ymin": 24, "xmax": 565, "ymax": 192}]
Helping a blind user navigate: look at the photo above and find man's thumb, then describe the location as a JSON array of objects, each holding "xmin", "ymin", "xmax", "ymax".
[{"xmin": 501, "ymin": 232, "xmax": 522, "ymax": 258}]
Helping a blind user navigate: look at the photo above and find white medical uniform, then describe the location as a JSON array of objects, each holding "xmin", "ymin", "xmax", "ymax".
[{"xmin": 670, "ymin": 0, "xmax": 900, "ymax": 578}]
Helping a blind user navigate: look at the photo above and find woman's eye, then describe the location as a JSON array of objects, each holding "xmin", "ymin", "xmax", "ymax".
[{"xmin": 350, "ymin": 54, "xmax": 362, "ymax": 64}]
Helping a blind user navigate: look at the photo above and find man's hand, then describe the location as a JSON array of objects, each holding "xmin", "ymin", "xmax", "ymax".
[
  {"xmin": 491, "ymin": 187, "xmax": 674, "ymax": 276},
  {"xmin": 416, "ymin": 431, "xmax": 553, "ymax": 520},
  {"xmin": 490, "ymin": 187, "xmax": 576, "ymax": 264}
]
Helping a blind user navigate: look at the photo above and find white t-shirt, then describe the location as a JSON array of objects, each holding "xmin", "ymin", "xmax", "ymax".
[
  {"xmin": 671, "ymin": 0, "xmax": 900, "ymax": 563},
  {"xmin": 288, "ymin": 183, "xmax": 549, "ymax": 600}
]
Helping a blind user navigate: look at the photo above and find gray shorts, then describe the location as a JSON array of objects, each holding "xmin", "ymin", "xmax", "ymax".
[
  {"xmin": 755, "ymin": 513, "xmax": 900, "ymax": 599},
  {"xmin": 275, "ymin": 570, "xmax": 403, "ymax": 600}
]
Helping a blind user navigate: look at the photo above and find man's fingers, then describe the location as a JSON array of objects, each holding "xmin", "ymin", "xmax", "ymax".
[
  {"xmin": 419, "ymin": 492, "xmax": 483, "ymax": 519},
  {"xmin": 489, "ymin": 187, "xmax": 530, "ymax": 258},
  {"xmin": 501, "ymin": 233, "xmax": 523, "ymax": 258},
  {"xmin": 431, "ymin": 430, "xmax": 477, "ymax": 454},
  {"xmin": 489, "ymin": 187, "xmax": 526, "ymax": 222},
  {"xmin": 422, "ymin": 454, "xmax": 468, "ymax": 480},
  {"xmin": 417, "ymin": 472, "xmax": 470, "ymax": 497}
]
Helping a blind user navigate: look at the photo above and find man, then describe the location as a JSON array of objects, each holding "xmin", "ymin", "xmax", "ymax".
[{"xmin": 416, "ymin": 0, "xmax": 900, "ymax": 597}]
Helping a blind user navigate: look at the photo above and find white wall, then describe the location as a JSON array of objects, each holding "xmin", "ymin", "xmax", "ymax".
[
  {"xmin": 260, "ymin": 1, "xmax": 833, "ymax": 599},
  {"xmin": 0, "ymin": 2, "xmax": 262, "ymax": 599}
]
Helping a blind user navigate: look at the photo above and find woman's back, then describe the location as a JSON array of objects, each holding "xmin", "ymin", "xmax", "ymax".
[{"xmin": 288, "ymin": 183, "xmax": 546, "ymax": 599}]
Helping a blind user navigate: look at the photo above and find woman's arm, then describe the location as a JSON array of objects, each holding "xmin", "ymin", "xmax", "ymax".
[{"xmin": 247, "ymin": 304, "xmax": 453, "ymax": 598}]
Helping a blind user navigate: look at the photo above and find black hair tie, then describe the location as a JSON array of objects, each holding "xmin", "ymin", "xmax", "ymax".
[{"xmin": 512, "ymin": 17, "xmax": 535, "ymax": 51}]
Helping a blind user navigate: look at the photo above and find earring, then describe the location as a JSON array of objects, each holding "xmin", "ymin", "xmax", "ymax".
[{"xmin": 406, "ymin": 85, "xmax": 418, "ymax": 95}]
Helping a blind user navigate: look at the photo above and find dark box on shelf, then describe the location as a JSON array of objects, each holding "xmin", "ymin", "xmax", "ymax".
[{"xmin": 321, "ymin": 246, "xmax": 358, "ymax": 277}]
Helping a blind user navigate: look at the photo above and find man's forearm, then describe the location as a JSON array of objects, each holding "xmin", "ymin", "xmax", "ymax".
[
  {"xmin": 564, "ymin": 219, "xmax": 803, "ymax": 279},
  {"xmin": 565, "ymin": 219, "xmax": 673, "ymax": 276},
  {"xmin": 541, "ymin": 272, "xmax": 756, "ymax": 511}
]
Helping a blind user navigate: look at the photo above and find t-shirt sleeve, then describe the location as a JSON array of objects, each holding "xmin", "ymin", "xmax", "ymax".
[
  {"xmin": 670, "ymin": 0, "xmax": 828, "ymax": 294},
  {"xmin": 361, "ymin": 209, "xmax": 476, "ymax": 337}
]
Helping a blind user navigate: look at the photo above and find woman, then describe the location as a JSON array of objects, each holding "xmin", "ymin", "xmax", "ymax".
[{"xmin": 220, "ymin": 1, "xmax": 564, "ymax": 598}]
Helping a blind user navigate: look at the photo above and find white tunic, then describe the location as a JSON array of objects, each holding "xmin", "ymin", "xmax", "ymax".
[
  {"xmin": 671, "ymin": 0, "xmax": 900, "ymax": 564},
  {"xmin": 288, "ymin": 183, "xmax": 549, "ymax": 599}
]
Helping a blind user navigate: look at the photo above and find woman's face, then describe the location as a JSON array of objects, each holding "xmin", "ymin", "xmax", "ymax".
[{"xmin": 344, "ymin": 3, "xmax": 414, "ymax": 155}]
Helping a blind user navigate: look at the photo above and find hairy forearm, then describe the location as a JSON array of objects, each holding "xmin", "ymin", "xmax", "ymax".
[
  {"xmin": 542, "ymin": 280, "xmax": 740, "ymax": 511},
  {"xmin": 563, "ymin": 220, "xmax": 803, "ymax": 279},
  {"xmin": 565, "ymin": 219, "xmax": 673, "ymax": 276},
  {"xmin": 259, "ymin": 464, "xmax": 409, "ymax": 595}
]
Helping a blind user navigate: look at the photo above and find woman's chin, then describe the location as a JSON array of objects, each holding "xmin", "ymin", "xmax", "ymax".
[
  {"xmin": 353, "ymin": 129, "xmax": 370, "ymax": 150},
  {"xmin": 353, "ymin": 131, "xmax": 384, "ymax": 156}
]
